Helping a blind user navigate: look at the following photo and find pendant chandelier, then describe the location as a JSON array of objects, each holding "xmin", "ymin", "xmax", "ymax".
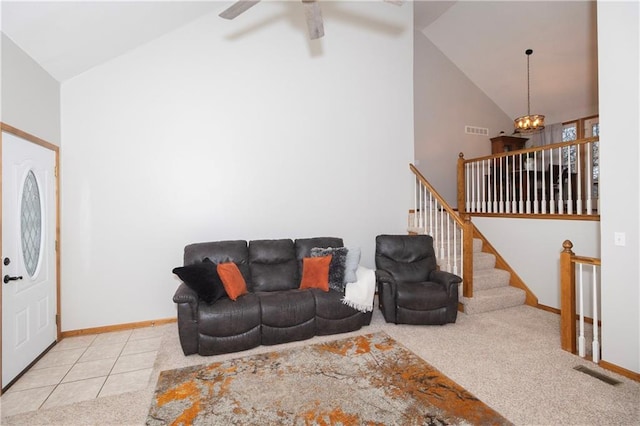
[{"xmin": 514, "ymin": 49, "xmax": 545, "ymax": 133}]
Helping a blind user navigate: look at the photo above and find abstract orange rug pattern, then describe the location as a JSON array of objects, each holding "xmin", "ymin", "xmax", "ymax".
[{"xmin": 146, "ymin": 332, "xmax": 512, "ymax": 425}]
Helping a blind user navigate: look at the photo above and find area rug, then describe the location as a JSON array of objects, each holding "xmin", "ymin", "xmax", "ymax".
[{"xmin": 146, "ymin": 332, "xmax": 512, "ymax": 425}]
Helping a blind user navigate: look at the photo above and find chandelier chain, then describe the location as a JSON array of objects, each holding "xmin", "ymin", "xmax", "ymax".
[{"xmin": 527, "ymin": 53, "xmax": 531, "ymax": 116}]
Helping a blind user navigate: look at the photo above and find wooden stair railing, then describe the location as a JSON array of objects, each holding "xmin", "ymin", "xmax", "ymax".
[
  {"xmin": 409, "ymin": 164, "xmax": 474, "ymax": 298},
  {"xmin": 560, "ymin": 240, "xmax": 602, "ymax": 363},
  {"xmin": 458, "ymin": 137, "xmax": 600, "ymax": 219}
]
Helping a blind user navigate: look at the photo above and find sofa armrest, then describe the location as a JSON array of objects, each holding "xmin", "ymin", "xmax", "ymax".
[
  {"xmin": 173, "ymin": 283, "xmax": 199, "ymax": 355},
  {"xmin": 173, "ymin": 282, "xmax": 198, "ymax": 305}
]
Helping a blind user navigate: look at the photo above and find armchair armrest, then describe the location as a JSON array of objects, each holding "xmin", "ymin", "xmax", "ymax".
[
  {"xmin": 428, "ymin": 269, "xmax": 461, "ymax": 323},
  {"xmin": 375, "ymin": 269, "xmax": 396, "ymax": 292},
  {"xmin": 428, "ymin": 269, "xmax": 462, "ymax": 296},
  {"xmin": 375, "ymin": 269, "xmax": 397, "ymax": 322}
]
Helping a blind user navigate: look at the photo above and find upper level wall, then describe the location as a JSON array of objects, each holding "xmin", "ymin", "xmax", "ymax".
[
  {"xmin": 413, "ymin": 31, "xmax": 514, "ymax": 206},
  {"xmin": 1, "ymin": 34, "xmax": 60, "ymax": 144}
]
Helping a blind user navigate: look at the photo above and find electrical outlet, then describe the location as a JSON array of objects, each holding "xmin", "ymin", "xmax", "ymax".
[{"xmin": 614, "ymin": 232, "xmax": 626, "ymax": 246}]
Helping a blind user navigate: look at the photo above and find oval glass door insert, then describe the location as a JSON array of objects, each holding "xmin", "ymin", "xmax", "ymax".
[{"xmin": 21, "ymin": 170, "xmax": 43, "ymax": 277}]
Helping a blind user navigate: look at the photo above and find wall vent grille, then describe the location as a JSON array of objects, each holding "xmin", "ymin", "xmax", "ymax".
[{"xmin": 465, "ymin": 125, "xmax": 489, "ymax": 136}]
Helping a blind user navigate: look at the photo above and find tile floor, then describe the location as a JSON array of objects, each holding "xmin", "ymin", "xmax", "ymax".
[{"xmin": 1, "ymin": 326, "xmax": 164, "ymax": 417}]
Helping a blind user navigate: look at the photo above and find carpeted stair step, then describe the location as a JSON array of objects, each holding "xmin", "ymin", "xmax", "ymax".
[
  {"xmin": 473, "ymin": 252, "xmax": 496, "ymax": 271},
  {"xmin": 472, "ymin": 268, "xmax": 511, "ymax": 291},
  {"xmin": 462, "ymin": 286, "xmax": 527, "ymax": 315}
]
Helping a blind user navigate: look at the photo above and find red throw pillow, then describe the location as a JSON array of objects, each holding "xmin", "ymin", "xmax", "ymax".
[
  {"xmin": 299, "ymin": 255, "xmax": 332, "ymax": 292},
  {"xmin": 217, "ymin": 262, "xmax": 248, "ymax": 301}
]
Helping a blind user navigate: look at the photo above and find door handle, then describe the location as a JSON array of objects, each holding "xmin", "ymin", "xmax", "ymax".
[{"xmin": 4, "ymin": 275, "xmax": 23, "ymax": 284}]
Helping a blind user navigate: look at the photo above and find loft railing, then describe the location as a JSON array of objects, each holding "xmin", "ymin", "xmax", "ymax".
[
  {"xmin": 560, "ymin": 240, "xmax": 602, "ymax": 363},
  {"xmin": 457, "ymin": 137, "xmax": 600, "ymax": 217},
  {"xmin": 409, "ymin": 164, "xmax": 474, "ymax": 298}
]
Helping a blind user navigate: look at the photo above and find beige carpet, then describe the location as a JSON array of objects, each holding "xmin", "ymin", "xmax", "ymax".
[{"xmin": 2, "ymin": 304, "xmax": 639, "ymax": 425}]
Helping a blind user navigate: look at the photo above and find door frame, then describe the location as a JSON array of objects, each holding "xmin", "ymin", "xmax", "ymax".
[{"xmin": 0, "ymin": 122, "xmax": 61, "ymax": 395}]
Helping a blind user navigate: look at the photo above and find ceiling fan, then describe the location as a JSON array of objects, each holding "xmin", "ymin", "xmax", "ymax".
[{"xmin": 219, "ymin": 0, "xmax": 403, "ymax": 40}]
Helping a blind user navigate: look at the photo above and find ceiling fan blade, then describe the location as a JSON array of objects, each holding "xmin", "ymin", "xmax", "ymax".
[
  {"xmin": 219, "ymin": 0, "xmax": 261, "ymax": 20},
  {"xmin": 302, "ymin": 0, "xmax": 324, "ymax": 40}
]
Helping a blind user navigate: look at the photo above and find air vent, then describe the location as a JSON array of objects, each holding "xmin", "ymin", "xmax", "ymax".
[
  {"xmin": 465, "ymin": 125, "xmax": 489, "ymax": 136},
  {"xmin": 573, "ymin": 365, "xmax": 622, "ymax": 386}
]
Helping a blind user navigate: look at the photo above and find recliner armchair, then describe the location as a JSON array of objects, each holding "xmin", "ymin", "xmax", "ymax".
[{"xmin": 375, "ymin": 234, "xmax": 461, "ymax": 325}]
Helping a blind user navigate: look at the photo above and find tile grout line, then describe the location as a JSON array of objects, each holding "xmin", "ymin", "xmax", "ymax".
[
  {"xmin": 95, "ymin": 330, "xmax": 133, "ymax": 399},
  {"xmin": 36, "ymin": 336, "xmax": 96, "ymax": 411},
  {"xmin": 9, "ymin": 328, "xmax": 163, "ymax": 415}
]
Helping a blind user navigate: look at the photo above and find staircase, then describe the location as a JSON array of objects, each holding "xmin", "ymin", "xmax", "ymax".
[
  {"xmin": 408, "ymin": 163, "xmax": 530, "ymax": 317},
  {"xmin": 410, "ymin": 220, "xmax": 528, "ymax": 315},
  {"xmin": 460, "ymin": 238, "xmax": 526, "ymax": 314}
]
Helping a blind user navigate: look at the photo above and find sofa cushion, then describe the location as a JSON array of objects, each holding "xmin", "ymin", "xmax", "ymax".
[
  {"xmin": 259, "ymin": 290, "xmax": 316, "ymax": 345},
  {"xmin": 396, "ymin": 281, "xmax": 448, "ymax": 310},
  {"xmin": 184, "ymin": 240, "xmax": 251, "ymax": 284},
  {"xmin": 172, "ymin": 259, "xmax": 226, "ymax": 304},
  {"xmin": 311, "ymin": 247, "xmax": 347, "ymax": 292},
  {"xmin": 299, "ymin": 256, "xmax": 332, "ymax": 291},
  {"xmin": 217, "ymin": 262, "xmax": 248, "ymax": 300},
  {"xmin": 249, "ymin": 239, "xmax": 297, "ymax": 292},
  {"xmin": 198, "ymin": 293, "xmax": 261, "ymax": 337}
]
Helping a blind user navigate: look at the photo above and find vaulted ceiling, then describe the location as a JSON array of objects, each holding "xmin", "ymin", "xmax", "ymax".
[{"xmin": 1, "ymin": 1, "xmax": 598, "ymax": 124}]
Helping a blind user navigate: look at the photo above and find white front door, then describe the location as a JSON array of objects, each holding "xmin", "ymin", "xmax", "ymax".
[{"xmin": 2, "ymin": 130, "xmax": 57, "ymax": 388}]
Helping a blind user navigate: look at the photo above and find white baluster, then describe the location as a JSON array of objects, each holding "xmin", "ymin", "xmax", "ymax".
[
  {"xmin": 439, "ymin": 201, "xmax": 445, "ymax": 259},
  {"xmin": 518, "ymin": 153, "xmax": 524, "ymax": 214},
  {"xmin": 533, "ymin": 151, "xmax": 539, "ymax": 214},
  {"xmin": 453, "ymin": 223, "xmax": 458, "ymax": 276},
  {"xmin": 549, "ymin": 151, "xmax": 556, "ymax": 214},
  {"xmin": 413, "ymin": 177, "xmax": 419, "ymax": 228},
  {"xmin": 576, "ymin": 144, "xmax": 583, "ymax": 215},
  {"xmin": 592, "ymin": 264, "xmax": 600, "ymax": 363},
  {"xmin": 586, "ymin": 141, "xmax": 593, "ymax": 214},
  {"xmin": 446, "ymin": 216, "xmax": 451, "ymax": 272},
  {"xmin": 558, "ymin": 147, "xmax": 564, "ymax": 214},
  {"xmin": 475, "ymin": 162, "xmax": 482, "ymax": 213},
  {"xmin": 578, "ymin": 264, "xmax": 585, "ymax": 358},
  {"xmin": 511, "ymin": 154, "xmax": 518, "ymax": 213},
  {"xmin": 541, "ymin": 150, "xmax": 547, "ymax": 214},
  {"xmin": 505, "ymin": 155, "xmax": 511, "ymax": 213},
  {"xmin": 567, "ymin": 146, "xmax": 574, "ymax": 214},
  {"xmin": 465, "ymin": 162, "xmax": 471, "ymax": 213},
  {"xmin": 429, "ymin": 192, "xmax": 434, "ymax": 237},
  {"xmin": 492, "ymin": 158, "xmax": 498, "ymax": 213},
  {"xmin": 481, "ymin": 160, "xmax": 486, "ymax": 213},
  {"xmin": 499, "ymin": 156, "xmax": 505, "ymax": 213}
]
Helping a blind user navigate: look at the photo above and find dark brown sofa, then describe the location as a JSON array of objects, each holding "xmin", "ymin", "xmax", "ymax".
[{"xmin": 173, "ymin": 237, "xmax": 373, "ymax": 356}]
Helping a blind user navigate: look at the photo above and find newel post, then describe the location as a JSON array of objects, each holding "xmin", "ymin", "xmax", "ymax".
[
  {"xmin": 560, "ymin": 240, "xmax": 576, "ymax": 353},
  {"xmin": 462, "ymin": 214, "xmax": 473, "ymax": 298},
  {"xmin": 457, "ymin": 153, "xmax": 466, "ymax": 214}
]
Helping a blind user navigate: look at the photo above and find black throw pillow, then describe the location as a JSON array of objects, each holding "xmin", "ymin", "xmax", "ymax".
[
  {"xmin": 311, "ymin": 247, "xmax": 348, "ymax": 292},
  {"xmin": 172, "ymin": 258, "xmax": 227, "ymax": 303}
]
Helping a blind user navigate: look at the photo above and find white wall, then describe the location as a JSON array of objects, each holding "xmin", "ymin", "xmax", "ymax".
[
  {"xmin": 413, "ymin": 31, "xmax": 514, "ymax": 206},
  {"xmin": 597, "ymin": 1, "xmax": 639, "ymax": 374},
  {"xmin": 60, "ymin": 3, "xmax": 414, "ymax": 330},
  {"xmin": 474, "ymin": 217, "xmax": 600, "ymax": 310},
  {"xmin": 1, "ymin": 34, "xmax": 60, "ymax": 144}
]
